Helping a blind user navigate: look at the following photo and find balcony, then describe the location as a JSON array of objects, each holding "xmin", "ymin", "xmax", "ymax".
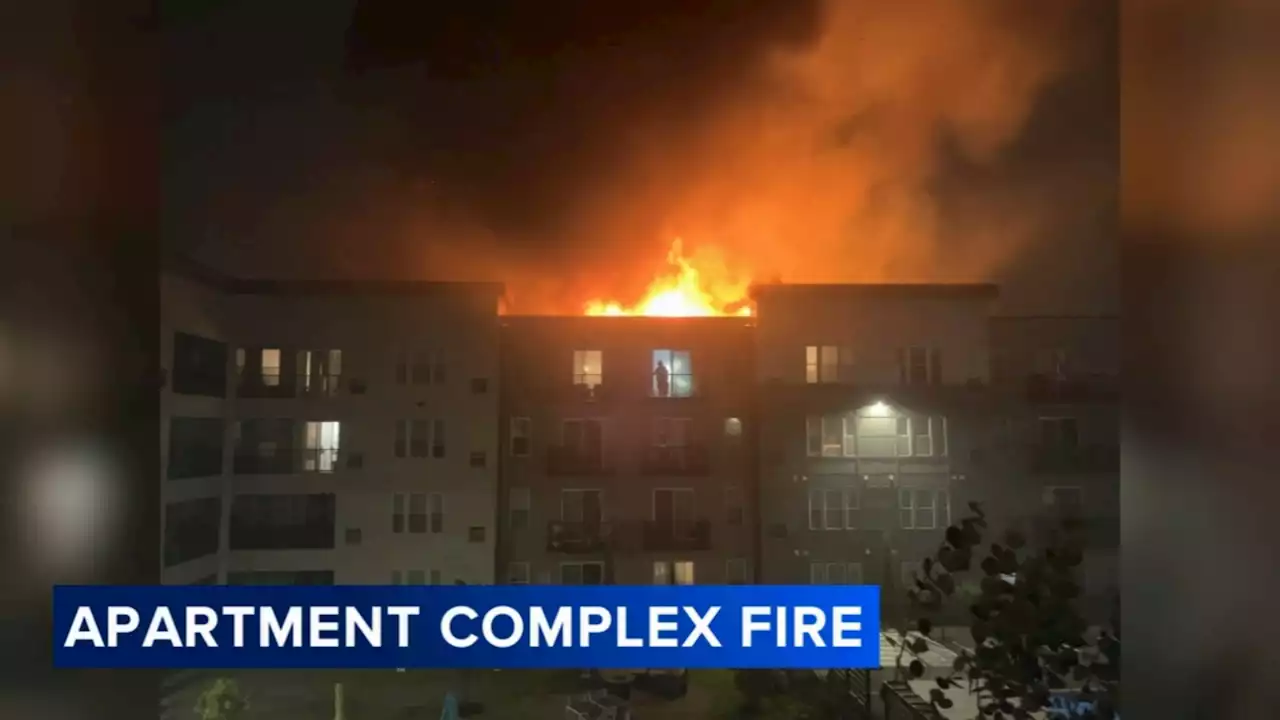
[
  {"xmin": 237, "ymin": 372, "xmax": 344, "ymax": 399},
  {"xmin": 228, "ymin": 523, "xmax": 336, "ymax": 551},
  {"xmin": 233, "ymin": 448, "xmax": 345, "ymax": 475},
  {"xmin": 546, "ymin": 521, "xmax": 613, "ymax": 554},
  {"xmin": 640, "ymin": 445, "xmax": 710, "ymax": 476},
  {"xmin": 559, "ymin": 382, "xmax": 619, "ymax": 404},
  {"xmin": 546, "ymin": 446, "xmax": 613, "ymax": 476},
  {"xmin": 1025, "ymin": 373, "xmax": 1119, "ymax": 404},
  {"xmin": 1028, "ymin": 444, "xmax": 1119, "ymax": 474},
  {"xmin": 642, "ymin": 519, "xmax": 712, "ymax": 552}
]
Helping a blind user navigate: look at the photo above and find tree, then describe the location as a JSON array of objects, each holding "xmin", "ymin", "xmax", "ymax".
[
  {"xmin": 891, "ymin": 501, "xmax": 1120, "ymax": 719},
  {"xmin": 193, "ymin": 677, "xmax": 248, "ymax": 720}
]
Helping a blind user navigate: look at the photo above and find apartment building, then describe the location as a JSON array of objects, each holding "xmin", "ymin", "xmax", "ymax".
[
  {"xmin": 989, "ymin": 316, "xmax": 1120, "ymax": 616},
  {"xmin": 496, "ymin": 317, "xmax": 758, "ymax": 587},
  {"xmin": 161, "ymin": 264, "xmax": 504, "ymax": 586},
  {"xmin": 751, "ymin": 284, "xmax": 999, "ymax": 620}
]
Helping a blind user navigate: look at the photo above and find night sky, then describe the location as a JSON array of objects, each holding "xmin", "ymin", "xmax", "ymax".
[{"xmin": 164, "ymin": 0, "xmax": 1117, "ymax": 314}]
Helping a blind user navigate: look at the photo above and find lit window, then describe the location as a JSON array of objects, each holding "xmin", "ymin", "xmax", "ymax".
[
  {"xmin": 651, "ymin": 349, "xmax": 694, "ymax": 397},
  {"xmin": 573, "ymin": 350, "xmax": 603, "ymax": 388},
  {"xmin": 805, "ymin": 346, "xmax": 851, "ymax": 383},
  {"xmin": 724, "ymin": 417, "xmax": 743, "ymax": 437}
]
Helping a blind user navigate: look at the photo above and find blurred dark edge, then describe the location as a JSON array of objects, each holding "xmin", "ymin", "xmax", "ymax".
[{"xmin": 4, "ymin": 0, "xmax": 161, "ymax": 717}]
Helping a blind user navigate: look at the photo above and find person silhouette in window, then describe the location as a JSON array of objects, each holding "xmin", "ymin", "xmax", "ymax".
[{"xmin": 653, "ymin": 360, "xmax": 670, "ymax": 397}]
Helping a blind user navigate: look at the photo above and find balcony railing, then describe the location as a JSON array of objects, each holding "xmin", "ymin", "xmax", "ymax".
[
  {"xmin": 1028, "ymin": 444, "xmax": 1119, "ymax": 474},
  {"xmin": 228, "ymin": 523, "xmax": 336, "ymax": 551},
  {"xmin": 232, "ymin": 448, "xmax": 345, "ymax": 475},
  {"xmin": 546, "ymin": 521, "xmax": 613, "ymax": 554},
  {"xmin": 546, "ymin": 446, "xmax": 613, "ymax": 475},
  {"xmin": 640, "ymin": 445, "xmax": 710, "ymax": 475},
  {"xmin": 236, "ymin": 372, "xmax": 343, "ymax": 398},
  {"xmin": 642, "ymin": 519, "xmax": 712, "ymax": 552}
]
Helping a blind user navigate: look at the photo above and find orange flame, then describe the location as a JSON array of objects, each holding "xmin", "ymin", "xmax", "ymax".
[{"xmin": 584, "ymin": 239, "xmax": 752, "ymax": 317}]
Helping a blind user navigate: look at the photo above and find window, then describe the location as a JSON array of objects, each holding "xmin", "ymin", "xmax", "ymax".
[
  {"xmin": 395, "ymin": 420, "xmax": 435, "ymax": 459},
  {"xmin": 651, "ymin": 349, "xmax": 694, "ymax": 397},
  {"xmin": 260, "ymin": 349, "xmax": 282, "ymax": 386},
  {"xmin": 653, "ymin": 488, "xmax": 695, "ymax": 525},
  {"xmin": 653, "ymin": 561, "xmax": 695, "ymax": 585},
  {"xmin": 572, "ymin": 350, "xmax": 603, "ymax": 388},
  {"xmin": 469, "ymin": 451, "xmax": 486, "ymax": 468},
  {"xmin": 508, "ymin": 562, "xmax": 530, "ymax": 585},
  {"xmin": 913, "ymin": 416, "xmax": 948, "ymax": 457},
  {"xmin": 429, "ymin": 493, "xmax": 444, "ymax": 533},
  {"xmin": 652, "ymin": 417, "xmax": 692, "ymax": 447},
  {"xmin": 563, "ymin": 419, "xmax": 604, "ymax": 457},
  {"xmin": 1039, "ymin": 417, "xmax": 1079, "ymax": 450},
  {"xmin": 561, "ymin": 489, "xmax": 603, "ymax": 523},
  {"xmin": 392, "ymin": 494, "xmax": 406, "ymax": 533},
  {"xmin": 846, "ymin": 562, "xmax": 864, "ymax": 584},
  {"xmin": 298, "ymin": 349, "xmax": 342, "ymax": 396},
  {"xmin": 509, "ymin": 488, "xmax": 530, "ymax": 529},
  {"xmin": 808, "ymin": 489, "xmax": 859, "ymax": 530},
  {"xmin": 171, "ymin": 332, "xmax": 229, "ymax": 397},
  {"xmin": 392, "ymin": 493, "xmax": 439, "ymax": 535},
  {"xmin": 900, "ymin": 347, "xmax": 942, "ymax": 385},
  {"xmin": 848, "ymin": 412, "xmax": 902, "ymax": 458},
  {"xmin": 899, "ymin": 489, "xmax": 951, "ymax": 530},
  {"xmin": 468, "ymin": 526, "xmax": 486, "ymax": 542},
  {"xmin": 725, "ymin": 486, "xmax": 744, "ymax": 526},
  {"xmin": 1042, "ymin": 486, "xmax": 1083, "ymax": 514},
  {"xmin": 726, "ymin": 559, "xmax": 749, "ymax": 585},
  {"xmin": 408, "ymin": 493, "xmax": 428, "ymax": 533},
  {"xmin": 470, "ymin": 377, "xmax": 488, "ymax": 394},
  {"xmin": 810, "ymin": 562, "xmax": 856, "ymax": 584},
  {"xmin": 344, "ymin": 528, "xmax": 362, "ymax": 546},
  {"xmin": 431, "ymin": 419, "xmax": 446, "ymax": 458},
  {"xmin": 302, "ymin": 421, "xmax": 341, "ymax": 472},
  {"xmin": 804, "ymin": 345, "xmax": 852, "ymax": 384},
  {"xmin": 407, "ymin": 570, "xmax": 426, "ymax": 585},
  {"xmin": 402, "ymin": 350, "xmax": 445, "ymax": 385},
  {"xmin": 560, "ymin": 562, "xmax": 605, "ymax": 585},
  {"xmin": 167, "ymin": 417, "xmax": 224, "ymax": 480},
  {"xmin": 431, "ymin": 570, "xmax": 442, "ymax": 584},
  {"xmin": 510, "ymin": 417, "xmax": 531, "ymax": 456},
  {"xmin": 393, "ymin": 569, "xmax": 440, "ymax": 585},
  {"xmin": 724, "ymin": 417, "xmax": 742, "ymax": 438},
  {"xmin": 805, "ymin": 415, "xmax": 849, "ymax": 457}
]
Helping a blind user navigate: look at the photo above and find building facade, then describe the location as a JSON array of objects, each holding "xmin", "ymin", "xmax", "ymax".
[
  {"xmin": 161, "ymin": 267, "xmax": 503, "ymax": 586},
  {"xmin": 751, "ymin": 284, "xmax": 999, "ymax": 620},
  {"xmin": 162, "ymin": 269, "xmax": 1118, "ymax": 619},
  {"xmin": 988, "ymin": 315, "xmax": 1121, "ymax": 616},
  {"xmin": 496, "ymin": 317, "xmax": 758, "ymax": 586}
]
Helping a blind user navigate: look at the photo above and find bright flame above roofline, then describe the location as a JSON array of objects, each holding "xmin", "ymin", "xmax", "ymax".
[{"xmin": 583, "ymin": 238, "xmax": 752, "ymax": 318}]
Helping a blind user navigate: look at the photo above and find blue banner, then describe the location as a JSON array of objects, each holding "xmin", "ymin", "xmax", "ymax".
[{"xmin": 54, "ymin": 585, "xmax": 881, "ymax": 669}]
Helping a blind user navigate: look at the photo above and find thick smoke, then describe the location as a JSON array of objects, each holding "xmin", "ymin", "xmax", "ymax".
[
  {"xmin": 173, "ymin": 0, "xmax": 1114, "ymax": 314},
  {"xmin": 495, "ymin": 0, "xmax": 1112, "ymax": 311}
]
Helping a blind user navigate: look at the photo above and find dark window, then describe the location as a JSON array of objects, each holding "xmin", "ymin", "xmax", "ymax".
[
  {"xmin": 164, "ymin": 498, "xmax": 221, "ymax": 567},
  {"xmin": 349, "ymin": 378, "xmax": 367, "ymax": 394},
  {"xmin": 167, "ymin": 417, "xmax": 224, "ymax": 479},
  {"xmin": 470, "ymin": 378, "xmax": 489, "ymax": 394},
  {"xmin": 189, "ymin": 574, "xmax": 219, "ymax": 585},
  {"xmin": 229, "ymin": 494, "xmax": 335, "ymax": 551},
  {"xmin": 468, "ymin": 526, "xmax": 486, "ymax": 542},
  {"xmin": 469, "ymin": 451, "xmax": 486, "ymax": 468},
  {"xmin": 171, "ymin": 332, "xmax": 229, "ymax": 397},
  {"xmin": 431, "ymin": 420, "xmax": 446, "ymax": 458},
  {"xmin": 345, "ymin": 528, "xmax": 362, "ymax": 546}
]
